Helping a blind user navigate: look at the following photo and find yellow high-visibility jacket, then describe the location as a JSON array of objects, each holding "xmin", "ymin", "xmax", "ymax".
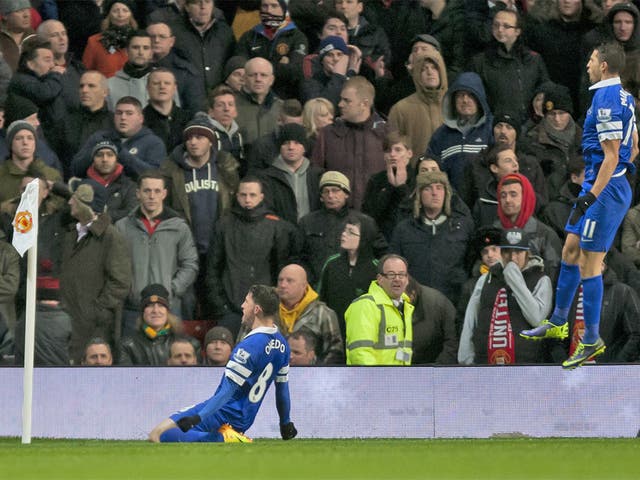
[{"xmin": 345, "ymin": 281, "xmax": 413, "ymax": 365}]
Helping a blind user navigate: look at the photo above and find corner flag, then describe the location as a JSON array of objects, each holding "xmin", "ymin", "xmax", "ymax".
[
  {"xmin": 12, "ymin": 178, "xmax": 39, "ymax": 257},
  {"xmin": 12, "ymin": 178, "xmax": 40, "ymax": 444}
]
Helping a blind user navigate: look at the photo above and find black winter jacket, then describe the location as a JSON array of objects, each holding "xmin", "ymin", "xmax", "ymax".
[
  {"xmin": 172, "ymin": 14, "xmax": 235, "ymax": 91},
  {"xmin": 206, "ymin": 202, "xmax": 299, "ymax": 314},
  {"xmin": 258, "ymin": 160, "xmax": 323, "ymax": 225}
]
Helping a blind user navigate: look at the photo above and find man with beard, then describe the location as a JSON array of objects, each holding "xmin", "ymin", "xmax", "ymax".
[
  {"xmin": 84, "ymin": 140, "xmax": 137, "ymax": 223},
  {"xmin": 149, "ymin": 284, "xmax": 297, "ymax": 443}
]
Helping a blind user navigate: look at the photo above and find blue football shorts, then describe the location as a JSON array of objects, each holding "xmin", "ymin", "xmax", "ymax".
[{"xmin": 565, "ymin": 173, "xmax": 631, "ymax": 252}]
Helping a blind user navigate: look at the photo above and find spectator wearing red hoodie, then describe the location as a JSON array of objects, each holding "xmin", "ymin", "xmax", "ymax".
[{"xmin": 495, "ymin": 172, "xmax": 562, "ymax": 279}]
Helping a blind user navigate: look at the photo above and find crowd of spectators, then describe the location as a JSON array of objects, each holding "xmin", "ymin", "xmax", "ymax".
[{"xmin": 1, "ymin": 0, "xmax": 640, "ymax": 367}]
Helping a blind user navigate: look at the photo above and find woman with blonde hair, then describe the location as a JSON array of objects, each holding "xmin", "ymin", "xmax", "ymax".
[
  {"xmin": 302, "ymin": 97, "xmax": 335, "ymax": 140},
  {"xmin": 82, "ymin": 0, "xmax": 138, "ymax": 78},
  {"xmin": 119, "ymin": 284, "xmax": 200, "ymax": 365}
]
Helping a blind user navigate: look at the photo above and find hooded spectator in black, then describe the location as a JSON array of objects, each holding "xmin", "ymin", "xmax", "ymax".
[{"xmin": 317, "ymin": 214, "xmax": 380, "ymax": 339}]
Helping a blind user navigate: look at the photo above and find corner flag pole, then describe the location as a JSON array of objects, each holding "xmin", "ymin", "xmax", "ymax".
[
  {"xmin": 21, "ymin": 240, "xmax": 38, "ymax": 444},
  {"xmin": 12, "ymin": 178, "xmax": 40, "ymax": 445}
]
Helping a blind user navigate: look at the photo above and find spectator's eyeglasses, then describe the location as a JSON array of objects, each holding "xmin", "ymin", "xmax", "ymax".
[
  {"xmin": 492, "ymin": 22, "xmax": 518, "ymax": 30},
  {"xmin": 381, "ymin": 272, "xmax": 408, "ymax": 280},
  {"xmin": 343, "ymin": 228, "xmax": 360, "ymax": 237}
]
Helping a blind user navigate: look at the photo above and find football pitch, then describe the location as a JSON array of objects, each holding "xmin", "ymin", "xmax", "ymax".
[{"xmin": 2, "ymin": 437, "xmax": 639, "ymax": 479}]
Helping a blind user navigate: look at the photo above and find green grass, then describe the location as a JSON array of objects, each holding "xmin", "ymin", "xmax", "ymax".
[{"xmin": 1, "ymin": 437, "xmax": 639, "ymax": 480}]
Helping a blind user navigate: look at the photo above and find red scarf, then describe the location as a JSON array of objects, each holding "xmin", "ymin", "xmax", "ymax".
[
  {"xmin": 487, "ymin": 287, "xmax": 516, "ymax": 364},
  {"xmin": 86, "ymin": 163, "xmax": 124, "ymax": 187},
  {"xmin": 497, "ymin": 173, "xmax": 536, "ymax": 229}
]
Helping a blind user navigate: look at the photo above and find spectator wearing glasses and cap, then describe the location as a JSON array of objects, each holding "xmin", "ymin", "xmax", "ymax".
[
  {"xmin": 119, "ymin": 283, "xmax": 200, "ymax": 365},
  {"xmin": 300, "ymin": 35, "xmax": 359, "ymax": 109},
  {"xmin": 299, "ymin": 170, "xmax": 386, "ymax": 284},
  {"xmin": 345, "ymin": 253, "xmax": 413, "ymax": 365},
  {"xmin": 60, "ymin": 178, "xmax": 132, "ymax": 364},
  {"xmin": 458, "ymin": 227, "xmax": 553, "ymax": 365}
]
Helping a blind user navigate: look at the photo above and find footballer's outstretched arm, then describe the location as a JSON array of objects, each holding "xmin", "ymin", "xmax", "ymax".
[
  {"xmin": 275, "ymin": 365, "xmax": 297, "ymax": 440},
  {"xmin": 275, "ymin": 379, "xmax": 292, "ymax": 425}
]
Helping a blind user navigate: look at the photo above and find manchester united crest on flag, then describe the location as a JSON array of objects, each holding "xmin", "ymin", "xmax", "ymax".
[{"xmin": 12, "ymin": 178, "xmax": 39, "ymax": 256}]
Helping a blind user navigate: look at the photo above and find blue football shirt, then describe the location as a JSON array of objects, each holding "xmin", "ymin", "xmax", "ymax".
[{"xmin": 582, "ymin": 77, "xmax": 636, "ymax": 185}]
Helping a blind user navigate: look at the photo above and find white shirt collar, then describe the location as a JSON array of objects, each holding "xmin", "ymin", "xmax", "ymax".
[
  {"xmin": 243, "ymin": 325, "xmax": 278, "ymax": 339},
  {"xmin": 588, "ymin": 76, "xmax": 621, "ymax": 91},
  {"xmin": 75, "ymin": 220, "xmax": 94, "ymax": 242}
]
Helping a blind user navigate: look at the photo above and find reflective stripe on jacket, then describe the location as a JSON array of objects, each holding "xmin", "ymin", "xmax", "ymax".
[{"xmin": 345, "ymin": 281, "xmax": 413, "ymax": 365}]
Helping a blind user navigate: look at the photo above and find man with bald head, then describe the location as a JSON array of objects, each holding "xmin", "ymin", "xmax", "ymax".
[
  {"xmin": 37, "ymin": 19, "xmax": 84, "ymax": 112},
  {"xmin": 147, "ymin": 21, "xmax": 206, "ymax": 114},
  {"xmin": 235, "ymin": 57, "xmax": 284, "ymax": 158},
  {"xmin": 55, "ymin": 70, "xmax": 113, "ymax": 162},
  {"xmin": 275, "ymin": 264, "xmax": 344, "ymax": 364}
]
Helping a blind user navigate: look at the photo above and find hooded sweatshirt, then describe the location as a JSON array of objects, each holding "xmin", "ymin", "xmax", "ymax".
[
  {"xmin": 426, "ymin": 71, "xmax": 493, "ymax": 191},
  {"xmin": 388, "ymin": 53, "xmax": 448, "ymax": 162},
  {"xmin": 173, "ymin": 147, "xmax": 220, "ymax": 254}
]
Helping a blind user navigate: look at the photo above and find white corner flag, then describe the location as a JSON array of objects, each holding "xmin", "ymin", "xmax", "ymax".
[
  {"xmin": 12, "ymin": 178, "xmax": 39, "ymax": 444},
  {"xmin": 12, "ymin": 178, "xmax": 39, "ymax": 257}
]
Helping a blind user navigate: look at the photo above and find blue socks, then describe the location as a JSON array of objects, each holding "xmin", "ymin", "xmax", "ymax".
[
  {"xmin": 550, "ymin": 262, "xmax": 581, "ymax": 326},
  {"xmin": 581, "ymin": 275, "xmax": 603, "ymax": 344}
]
